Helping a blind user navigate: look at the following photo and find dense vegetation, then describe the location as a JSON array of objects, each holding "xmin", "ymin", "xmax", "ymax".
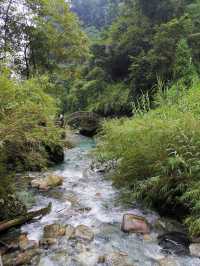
[
  {"xmin": 1, "ymin": 0, "xmax": 200, "ymax": 237},
  {"xmin": 65, "ymin": 0, "xmax": 200, "ymax": 117},
  {"xmin": 0, "ymin": 0, "xmax": 88, "ymax": 218}
]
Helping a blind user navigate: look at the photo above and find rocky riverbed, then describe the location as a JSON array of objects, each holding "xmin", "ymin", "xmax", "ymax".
[{"xmin": 1, "ymin": 135, "xmax": 200, "ymax": 266}]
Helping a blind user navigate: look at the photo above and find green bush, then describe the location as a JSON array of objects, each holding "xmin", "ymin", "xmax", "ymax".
[{"xmin": 96, "ymin": 78, "xmax": 200, "ymax": 236}]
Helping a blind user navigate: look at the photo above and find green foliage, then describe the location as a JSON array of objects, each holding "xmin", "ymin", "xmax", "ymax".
[
  {"xmin": 66, "ymin": 74, "xmax": 132, "ymax": 116},
  {"xmin": 173, "ymin": 38, "xmax": 197, "ymax": 84},
  {"xmin": 29, "ymin": 0, "xmax": 89, "ymax": 75},
  {"xmin": 0, "ymin": 68, "xmax": 63, "ymax": 172},
  {"xmin": 96, "ymin": 77, "xmax": 200, "ymax": 236}
]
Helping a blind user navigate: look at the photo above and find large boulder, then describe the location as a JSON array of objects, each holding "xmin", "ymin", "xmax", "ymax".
[
  {"xmin": 121, "ymin": 214, "xmax": 150, "ymax": 234},
  {"xmin": 31, "ymin": 175, "xmax": 63, "ymax": 191},
  {"xmin": 74, "ymin": 225, "xmax": 94, "ymax": 242}
]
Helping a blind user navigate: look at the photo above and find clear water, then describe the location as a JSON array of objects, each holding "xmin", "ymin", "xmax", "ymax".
[{"xmin": 21, "ymin": 135, "xmax": 200, "ymax": 266}]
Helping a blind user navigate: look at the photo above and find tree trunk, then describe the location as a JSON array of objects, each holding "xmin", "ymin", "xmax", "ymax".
[{"xmin": 0, "ymin": 203, "xmax": 52, "ymax": 233}]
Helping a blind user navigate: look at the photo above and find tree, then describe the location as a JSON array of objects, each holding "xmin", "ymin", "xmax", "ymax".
[
  {"xmin": 70, "ymin": 0, "xmax": 122, "ymax": 29},
  {"xmin": 173, "ymin": 38, "xmax": 197, "ymax": 84}
]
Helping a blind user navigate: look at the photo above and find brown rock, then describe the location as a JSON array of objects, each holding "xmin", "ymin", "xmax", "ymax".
[
  {"xmin": 106, "ymin": 252, "xmax": 133, "ymax": 266},
  {"xmin": 74, "ymin": 225, "xmax": 94, "ymax": 241},
  {"xmin": 98, "ymin": 255, "xmax": 106, "ymax": 263},
  {"xmin": 19, "ymin": 234, "xmax": 38, "ymax": 251},
  {"xmin": 3, "ymin": 249, "xmax": 41, "ymax": 266},
  {"xmin": 43, "ymin": 224, "xmax": 66, "ymax": 238},
  {"xmin": 39, "ymin": 238, "xmax": 57, "ymax": 247},
  {"xmin": 31, "ymin": 175, "xmax": 63, "ymax": 191},
  {"xmin": 121, "ymin": 214, "xmax": 150, "ymax": 234}
]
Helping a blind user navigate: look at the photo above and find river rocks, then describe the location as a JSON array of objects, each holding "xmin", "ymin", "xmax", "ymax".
[
  {"xmin": 43, "ymin": 223, "xmax": 66, "ymax": 238},
  {"xmin": 65, "ymin": 224, "xmax": 75, "ymax": 240},
  {"xmin": 189, "ymin": 243, "xmax": 200, "ymax": 257},
  {"xmin": 74, "ymin": 225, "xmax": 94, "ymax": 241},
  {"xmin": 2, "ymin": 249, "xmax": 41, "ymax": 266},
  {"xmin": 39, "ymin": 223, "xmax": 66, "ymax": 247},
  {"xmin": 19, "ymin": 234, "xmax": 38, "ymax": 251},
  {"xmin": 91, "ymin": 160, "xmax": 118, "ymax": 174},
  {"xmin": 106, "ymin": 252, "xmax": 134, "ymax": 266},
  {"xmin": 121, "ymin": 214, "xmax": 150, "ymax": 234},
  {"xmin": 39, "ymin": 238, "xmax": 57, "ymax": 247},
  {"xmin": 31, "ymin": 175, "xmax": 63, "ymax": 191},
  {"xmin": 158, "ymin": 232, "xmax": 190, "ymax": 255}
]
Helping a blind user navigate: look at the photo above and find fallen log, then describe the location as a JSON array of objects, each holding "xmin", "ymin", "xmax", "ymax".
[{"xmin": 0, "ymin": 203, "xmax": 52, "ymax": 233}]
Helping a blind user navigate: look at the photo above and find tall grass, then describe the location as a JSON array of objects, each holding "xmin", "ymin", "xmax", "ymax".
[{"xmin": 96, "ymin": 78, "xmax": 200, "ymax": 236}]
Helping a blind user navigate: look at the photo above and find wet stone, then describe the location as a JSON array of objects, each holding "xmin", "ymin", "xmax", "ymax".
[
  {"xmin": 31, "ymin": 175, "xmax": 63, "ymax": 191},
  {"xmin": 121, "ymin": 214, "xmax": 150, "ymax": 234},
  {"xmin": 158, "ymin": 232, "xmax": 190, "ymax": 255},
  {"xmin": 19, "ymin": 234, "xmax": 38, "ymax": 251},
  {"xmin": 39, "ymin": 238, "xmax": 58, "ymax": 247},
  {"xmin": 74, "ymin": 225, "xmax": 94, "ymax": 242},
  {"xmin": 106, "ymin": 252, "xmax": 134, "ymax": 266},
  {"xmin": 43, "ymin": 223, "xmax": 66, "ymax": 238},
  {"xmin": 189, "ymin": 243, "xmax": 200, "ymax": 257},
  {"xmin": 65, "ymin": 224, "xmax": 75, "ymax": 240}
]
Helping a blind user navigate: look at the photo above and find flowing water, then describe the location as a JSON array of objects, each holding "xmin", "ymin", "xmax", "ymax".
[{"xmin": 19, "ymin": 135, "xmax": 200, "ymax": 266}]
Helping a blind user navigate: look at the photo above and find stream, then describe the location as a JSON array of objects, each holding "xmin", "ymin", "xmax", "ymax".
[{"xmin": 4, "ymin": 134, "xmax": 200, "ymax": 265}]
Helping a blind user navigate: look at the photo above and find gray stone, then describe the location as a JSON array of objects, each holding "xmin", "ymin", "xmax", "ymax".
[{"xmin": 190, "ymin": 243, "xmax": 200, "ymax": 257}]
